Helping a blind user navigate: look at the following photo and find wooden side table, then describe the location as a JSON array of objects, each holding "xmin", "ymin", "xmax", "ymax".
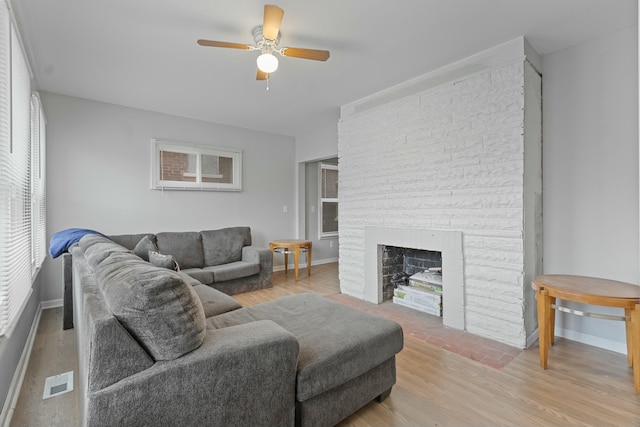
[
  {"xmin": 269, "ymin": 239, "xmax": 312, "ymax": 281},
  {"xmin": 532, "ymin": 274, "xmax": 640, "ymax": 394}
]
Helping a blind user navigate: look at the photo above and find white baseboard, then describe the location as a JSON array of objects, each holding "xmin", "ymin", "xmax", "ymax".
[
  {"xmin": 526, "ymin": 328, "xmax": 539, "ymax": 349},
  {"xmin": 555, "ymin": 327, "xmax": 627, "ymax": 355},
  {"xmin": 525, "ymin": 326, "xmax": 626, "ymax": 355},
  {"xmin": 272, "ymin": 257, "xmax": 338, "ymax": 272},
  {"xmin": 41, "ymin": 299, "xmax": 63, "ymax": 309},
  {"xmin": 0, "ymin": 303, "xmax": 43, "ymax": 427}
]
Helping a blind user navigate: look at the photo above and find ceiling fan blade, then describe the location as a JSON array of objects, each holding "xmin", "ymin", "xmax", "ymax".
[
  {"xmin": 197, "ymin": 39, "xmax": 251, "ymax": 50},
  {"xmin": 281, "ymin": 47, "xmax": 330, "ymax": 61},
  {"xmin": 263, "ymin": 4, "xmax": 284, "ymax": 40},
  {"xmin": 256, "ymin": 69, "xmax": 267, "ymax": 80}
]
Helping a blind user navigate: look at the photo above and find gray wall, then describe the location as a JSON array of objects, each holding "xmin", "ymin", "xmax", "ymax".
[
  {"xmin": 543, "ymin": 25, "xmax": 639, "ymax": 352},
  {"xmin": 39, "ymin": 92, "xmax": 297, "ymax": 302},
  {"xmin": 0, "ymin": 274, "xmax": 41, "ymax": 421}
]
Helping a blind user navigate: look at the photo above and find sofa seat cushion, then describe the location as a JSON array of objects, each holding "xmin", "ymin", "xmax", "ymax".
[
  {"xmin": 192, "ymin": 284, "xmax": 242, "ymax": 317},
  {"xmin": 94, "ymin": 250, "xmax": 207, "ymax": 361},
  {"xmin": 182, "ymin": 268, "xmax": 214, "ymax": 285},
  {"xmin": 207, "ymin": 293, "xmax": 403, "ymax": 402},
  {"xmin": 177, "ymin": 271, "xmax": 203, "ymax": 287},
  {"xmin": 201, "ymin": 227, "xmax": 251, "ymax": 266},
  {"xmin": 156, "ymin": 231, "xmax": 204, "ymax": 270},
  {"xmin": 205, "ymin": 261, "xmax": 259, "ymax": 282}
]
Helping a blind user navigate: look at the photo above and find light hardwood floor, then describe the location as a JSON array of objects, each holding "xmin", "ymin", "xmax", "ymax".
[{"xmin": 10, "ymin": 262, "xmax": 640, "ymax": 426}]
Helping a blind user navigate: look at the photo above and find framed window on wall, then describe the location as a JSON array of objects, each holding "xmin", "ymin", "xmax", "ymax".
[
  {"xmin": 319, "ymin": 163, "xmax": 338, "ymax": 238},
  {"xmin": 150, "ymin": 139, "xmax": 242, "ymax": 191}
]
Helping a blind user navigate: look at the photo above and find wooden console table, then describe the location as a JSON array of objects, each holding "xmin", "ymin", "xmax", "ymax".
[
  {"xmin": 532, "ymin": 274, "xmax": 640, "ymax": 394},
  {"xmin": 269, "ymin": 239, "xmax": 312, "ymax": 281}
]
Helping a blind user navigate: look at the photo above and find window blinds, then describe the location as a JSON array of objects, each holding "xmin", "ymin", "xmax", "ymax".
[
  {"xmin": 0, "ymin": 1, "xmax": 45, "ymax": 337},
  {"xmin": 31, "ymin": 93, "xmax": 46, "ymax": 275}
]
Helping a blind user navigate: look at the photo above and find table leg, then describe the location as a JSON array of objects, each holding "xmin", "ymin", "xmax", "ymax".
[
  {"xmin": 632, "ymin": 304, "xmax": 640, "ymax": 394},
  {"xmin": 550, "ymin": 296, "xmax": 556, "ymax": 346},
  {"xmin": 307, "ymin": 244, "xmax": 312, "ymax": 277},
  {"xmin": 284, "ymin": 252, "xmax": 289, "ymax": 275},
  {"xmin": 625, "ymin": 308, "xmax": 633, "ymax": 366},
  {"xmin": 294, "ymin": 247, "xmax": 300, "ymax": 281},
  {"xmin": 536, "ymin": 288, "xmax": 550, "ymax": 369}
]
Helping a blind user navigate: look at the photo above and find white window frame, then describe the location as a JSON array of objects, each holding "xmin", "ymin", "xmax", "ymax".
[
  {"xmin": 318, "ymin": 163, "xmax": 338, "ymax": 239},
  {"xmin": 150, "ymin": 139, "xmax": 242, "ymax": 192},
  {"xmin": 30, "ymin": 93, "xmax": 46, "ymax": 276},
  {"xmin": 0, "ymin": 2, "xmax": 45, "ymax": 338}
]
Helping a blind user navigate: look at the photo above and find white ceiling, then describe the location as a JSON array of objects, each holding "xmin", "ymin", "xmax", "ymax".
[{"xmin": 10, "ymin": 0, "xmax": 637, "ymax": 137}]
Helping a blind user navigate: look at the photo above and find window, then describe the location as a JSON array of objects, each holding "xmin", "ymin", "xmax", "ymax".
[
  {"xmin": 319, "ymin": 163, "xmax": 338, "ymax": 238},
  {"xmin": 151, "ymin": 139, "xmax": 242, "ymax": 191},
  {"xmin": 0, "ymin": 1, "xmax": 46, "ymax": 338},
  {"xmin": 31, "ymin": 93, "xmax": 46, "ymax": 273}
]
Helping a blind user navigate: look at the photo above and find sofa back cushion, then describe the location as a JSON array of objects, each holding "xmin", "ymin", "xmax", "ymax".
[
  {"xmin": 109, "ymin": 233, "xmax": 155, "ymax": 251},
  {"xmin": 155, "ymin": 232, "xmax": 204, "ymax": 269},
  {"xmin": 79, "ymin": 234, "xmax": 132, "ymax": 270},
  {"xmin": 201, "ymin": 227, "xmax": 252, "ymax": 266},
  {"xmin": 94, "ymin": 250, "xmax": 206, "ymax": 361}
]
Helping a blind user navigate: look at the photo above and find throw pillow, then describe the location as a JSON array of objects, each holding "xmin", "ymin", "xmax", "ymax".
[
  {"xmin": 133, "ymin": 235, "xmax": 158, "ymax": 261},
  {"xmin": 149, "ymin": 251, "xmax": 179, "ymax": 271}
]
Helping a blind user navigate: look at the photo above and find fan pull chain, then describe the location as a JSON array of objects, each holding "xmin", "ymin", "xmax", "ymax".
[{"xmin": 266, "ymin": 74, "xmax": 270, "ymax": 91}]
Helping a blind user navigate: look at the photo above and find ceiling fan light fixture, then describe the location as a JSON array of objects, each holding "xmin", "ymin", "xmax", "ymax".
[
  {"xmin": 197, "ymin": 5, "xmax": 330, "ymax": 82},
  {"xmin": 257, "ymin": 52, "xmax": 278, "ymax": 73}
]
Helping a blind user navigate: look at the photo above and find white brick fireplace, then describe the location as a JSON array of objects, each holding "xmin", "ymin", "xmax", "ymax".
[{"xmin": 338, "ymin": 38, "xmax": 543, "ymax": 349}]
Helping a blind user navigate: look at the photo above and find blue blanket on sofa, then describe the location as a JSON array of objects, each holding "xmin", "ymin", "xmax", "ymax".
[{"xmin": 49, "ymin": 228, "xmax": 105, "ymax": 258}]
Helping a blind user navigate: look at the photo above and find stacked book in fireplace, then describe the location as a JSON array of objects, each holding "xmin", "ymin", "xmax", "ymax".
[{"xmin": 392, "ymin": 267, "xmax": 443, "ymax": 317}]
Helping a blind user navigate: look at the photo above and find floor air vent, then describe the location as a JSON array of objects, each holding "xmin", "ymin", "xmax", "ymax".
[{"xmin": 43, "ymin": 371, "xmax": 74, "ymax": 399}]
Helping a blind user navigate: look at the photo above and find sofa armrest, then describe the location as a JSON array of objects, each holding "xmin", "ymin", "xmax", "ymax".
[
  {"xmin": 63, "ymin": 253, "xmax": 74, "ymax": 329},
  {"xmin": 86, "ymin": 320, "xmax": 299, "ymax": 427},
  {"xmin": 242, "ymin": 246, "xmax": 273, "ymax": 287}
]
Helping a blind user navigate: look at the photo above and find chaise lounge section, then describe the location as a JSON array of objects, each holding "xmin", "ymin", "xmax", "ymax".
[{"xmin": 209, "ymin": 293, "xmax": 402, "ymax": 426}]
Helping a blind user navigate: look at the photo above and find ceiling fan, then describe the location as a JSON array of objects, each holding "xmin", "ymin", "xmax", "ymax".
[{"xmin": 197, "ymin": 4, "xmax": 330, "ymax": 81}]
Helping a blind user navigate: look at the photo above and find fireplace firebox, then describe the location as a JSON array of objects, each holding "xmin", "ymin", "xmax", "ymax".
[{"xmin": 381, "ymin": 246, "xmax": 442, "ymax": 301}]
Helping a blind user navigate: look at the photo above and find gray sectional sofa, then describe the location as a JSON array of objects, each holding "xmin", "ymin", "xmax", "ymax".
[{"xmin": 69, "ymin": 232, "xmax": 403, "ymax": 427}]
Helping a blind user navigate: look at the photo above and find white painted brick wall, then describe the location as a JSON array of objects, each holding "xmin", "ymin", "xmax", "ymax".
[{"xmin": 338, "ymin": 61, "xmax": 530, "ymax": 347}]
